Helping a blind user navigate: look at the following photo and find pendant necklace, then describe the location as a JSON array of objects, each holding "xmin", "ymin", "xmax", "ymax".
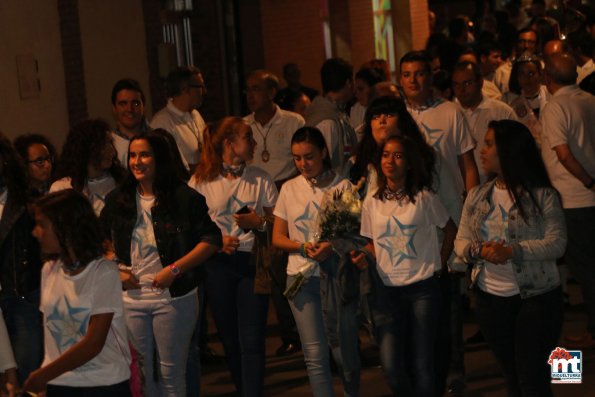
[{"xmin": 254, "ymin": 122, "xmax": 273, "ymax": 162}]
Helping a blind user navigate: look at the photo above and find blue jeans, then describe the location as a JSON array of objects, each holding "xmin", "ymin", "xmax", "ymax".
[
  {"xmin": 373, "ymin": 276, "xmax": 440, "ymax": 397},
  {"xmin": 185, "ymin": 288, "xmax": 203, "ymax": 397},
  {"xmin": 0, "ymin": 291, "xmax": 43, "ymax": 384},
  {"xmin": 46, "ymin": 380, "xmax": 131, "ymax": 397},
  {"xmin": 288, "ymin": 276, "xmax": 335, "ymax": 397},
  {"xmin": 124, "ymin": 290, "xmax": 198, "ymax": 397},
  {"xmin": 205, "ymin": 252, "xmax": 269, "ymax": 397},
  {"xmin": 475, "ymin": 287, "xmax": 562, "ymax": 397}
]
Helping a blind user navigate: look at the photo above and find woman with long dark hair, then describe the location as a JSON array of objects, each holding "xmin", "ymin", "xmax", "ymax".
[
  {"xmin": 51, "ymin": 119, "xmax": 125, "ymax": 215},
  {"xmin": 100, "ymin": 131, "xmax": 221, "ymax": 396},
  {"xmin": 23, "ymin": 189, "xmax": 131, "ymax": 396},
  {"xmin": 352, "ymin": 135, "xmax": 457, "ymax": 397},
  {"xmin": 273, "ymin": 126, "xmax": 361, "ymax": 397},
  {"xmin": 189, "ymin": 117, "xmax": 277, "ymax": 396},
  {"xmin": 455, "ymin": 119, "xmax": 565, "ymax": 396}
]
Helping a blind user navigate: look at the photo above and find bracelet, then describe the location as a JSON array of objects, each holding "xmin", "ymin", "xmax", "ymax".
[
  {"xmin": 470, "ymin": 241, "xmax": 483, "ymax": 260},
  {"xmin": 257, "ymin": 216, "xmax": 267, "ymax": 232},
  {"xmin": 585, "ymin": 178, "xmax": 595, "ymax": 189},
  {"xmin": 299, "ymin": 243, "xmax": 311, "ymax": 258},
  {"xmin": 169, "ymin": 263, "xmax": 182, "ymax": 278}
]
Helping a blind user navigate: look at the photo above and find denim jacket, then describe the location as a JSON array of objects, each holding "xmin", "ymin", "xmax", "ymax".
[
  {"xmin": 100, "ymin": 183, "xmax": 222, "ymax": 297},
  {"xmin": 455, "ymin": 180, "xmax": 566, "ymax": 299}
]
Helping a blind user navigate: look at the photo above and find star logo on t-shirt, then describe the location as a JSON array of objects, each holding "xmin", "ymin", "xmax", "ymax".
[
  {"xmin": 481, "ymin": 204, "xmax": 509, "ymax": 242},
  {"xmin": 219, "ymin": 195, "xmax": 256, "ymax": 234},
  {"xmin": 377, "ymin": 216, "xmax": 418, "ymax": 265},
  {"xmin": 46, "ymin": 295, "xmax": 90, "ymax": 353},
  {"xmin": 420, "ymin": 122, "xmax": 444, "ymax": 150},
  {"xmin": 295, "ymin": 201, "xmax": 320, "ymax": 242},
  {"xmin": 132, "ymin": 208, "xmax": 158, "ymax": 258}
]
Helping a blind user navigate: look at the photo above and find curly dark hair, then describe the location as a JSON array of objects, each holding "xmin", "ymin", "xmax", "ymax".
[
  {"xmin": 115, "ymin": 131, "xmax": 185, "ymax": 211},
  {"xmin": 0, "ymin": 132, "xmax": 28, "ymax": 205},
  {"xmin": 57, "ymin": 119, "xmax": 125, "ymax": 192},
  {"xmin": 35, "ymin": 189, "xmax": 104, "ymax": 265},
  {"xmin": 374, "ymin": 135, "xmax": 435, "ymax": 203},
  {"xmin": 351, "ymin": 96, "xmax": 435, "ymax": 188}
]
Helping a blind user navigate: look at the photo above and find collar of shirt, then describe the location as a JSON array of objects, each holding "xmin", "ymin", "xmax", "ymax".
[
  {"xmin": 166, "ymin": 99, "xmax": 193, "ymax": 121},
  {"xmin": 246, "ymin": 104, "xmax": 282, "ymax": 128},
  {"xmin": 552, "ymin": 84, "xmax": 580, "ymax": 98},
  {"xmin": 407, "ymin": 96, "xmax": 442, "ymax": 112}
]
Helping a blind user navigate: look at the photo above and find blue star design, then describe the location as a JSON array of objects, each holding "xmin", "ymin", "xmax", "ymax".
[
  {"xmin": 46, "ymin": 296, "xmax": 90, "ymax": 353},
  {"xmin": 294, "ymin": 201, "xmax": 320, "ymax": 242},
  {"xmin": 377, "ymin": 216, "xmax": 418, "ymax": 265},
  {"xmin": 420, "ymin": 122, "xmax": 444, "ymax": 150},
  {"xmin": 218, "ymin": 195, "xmax": 256, "ymax": 234},
  {"xmin": 132, "ymin": 209, "xmax": 158, "ymax": 258},
  {"xmin": 481, "ymin": 204, "xmax": 509, "ymax": 242}
]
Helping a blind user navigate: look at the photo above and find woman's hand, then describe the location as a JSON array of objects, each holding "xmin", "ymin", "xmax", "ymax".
[
  {"xmin": 23, "ymin": 368, "xmax": 48, "ymax": 394},
  {"xmin": 1, "ymin": 368, "xmax": 18, "ymax": 397},
  {"xmin": 152, "ymin": 266, "xmax": 176, "ymax": 290},
  {"xmin": 481, "ymin": 241, "xmax": 513, "ymax": 264},
  {"xmin": 307, "ymin": 241, "xmax": 334, "ymax": 262},
  {"xmin": 221, "ymin": 235, "xmax": 240, "ymax": 255},
  {"xmin": 350, "ymin": 250, "xmax": 368, "ymax": 270},
  {"xmin": 119, "ymin": 268, "xmax": 140, "ymax": 290},
  {"xmin": 233, "ymin": 208, "xmax": 262, "ymax": 230}
]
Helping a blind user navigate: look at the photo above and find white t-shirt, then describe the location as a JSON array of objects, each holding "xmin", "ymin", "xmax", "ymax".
[
  {"xmin": 541, "ymin": 85, "xmax": 595, "ymax": 209},
  {"xmin": 40, "ymin": 258, "xmax": 131, "ymax": 387},
  {"xmin": 408, "ymin": 99, "xmax": 476, "ymax": 194},
  {"xmin": 188, "ymin": 166, "xmax": 278, "ymax": 252},
  {"xmin": 459, "ymin": 97, "xmax": 516, "ymax": 182},
  {"xmin": 482, "ymin": 79, "xmax": 502, "ymax": 100},
  {"xmin": 111, "ymin": 132, "xmax": 130, "ymax": 168},
  {"xmin": 151, "ymin": 100, "xmax": 206, "ymax": 169},
  {"xmin": 274, "ymin": 174, "xmax": 352, "ymax": 276},
  {"xmin": 349, "ymin": 102, "xmax": 366, "ymax": 132},
  {"xmin": 477, "ymin": 185, "xmax": 520, "ymax": 297},
  {"xmin": 126, "ymin": 193, "xmax": 171, "ymax": 301},
  {"xmin": 50, "ymin": 176, "xmax": 116, "ymax": 216},
  {"xmin": 494, "ymin": 60, "xmax": 512, "ymax": 94},
  {"xmin": 244, "ymin": 106, "xmax": 305, "ymax": 182},
  {"xmin": 577, "ymin": 58, "xmax": 595, "ymax": 84},
  {"xmin": 360, "ymin": 190, "xmax": 449, "ymax": 286}
]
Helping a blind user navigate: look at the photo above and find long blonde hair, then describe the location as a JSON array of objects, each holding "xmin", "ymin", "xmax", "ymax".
[{"xmin": 194, "ymin": 116, "xmax": 245, "ymax": 183}]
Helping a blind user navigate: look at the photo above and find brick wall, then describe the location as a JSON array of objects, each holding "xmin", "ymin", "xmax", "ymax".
[{"xmin": 259, "ymin": 1, "xmax": 325, "ymax": 92}]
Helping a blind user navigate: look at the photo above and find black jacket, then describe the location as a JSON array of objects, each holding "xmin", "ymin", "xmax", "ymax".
[
  {"xmin": 0, "ymin": 195, "xmax": 42, "ymax": 298},
  {"xmin": 100, "ymin": 183, "xmax": 222, "ymax": 297}
]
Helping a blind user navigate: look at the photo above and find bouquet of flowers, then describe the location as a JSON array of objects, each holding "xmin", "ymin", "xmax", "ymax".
[{"xmin": 284, "ymin": 178, "xmax": 366, "ymax": 299}]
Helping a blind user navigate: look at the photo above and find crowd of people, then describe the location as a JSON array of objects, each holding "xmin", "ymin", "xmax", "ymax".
[{"xmin": 0, "ymin": 1, "xmax": 595, "ymax": 396}]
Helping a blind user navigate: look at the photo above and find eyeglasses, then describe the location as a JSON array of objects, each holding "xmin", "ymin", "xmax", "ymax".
[
  {"xmin": 27, "ymin": 156, "xmax": 53, "ymax": 167},
  {"xmin": 371, "ymin": 113, "xmax": 397, "ymax": 121},
  {"xmin": 452, "ymin": 79, "xmax": 477, "ymax": 89}
]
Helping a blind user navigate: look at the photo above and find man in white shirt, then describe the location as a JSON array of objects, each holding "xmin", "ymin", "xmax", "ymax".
[
  {"xmin": 494, "ymin": 28, "xmax": 539, "ymax": 94},
  {"xmin": 151, "ymin": 66, "xmax": 207, "ymax": 172},
  {"xmin": 541, "ymin": 53, "xmax": 595, "ymax": 348},
  {"xmin": 567, "ymin": 29, "xmax": 595, "ymax": 84},
  {"xmin": 305, "ymin": 58, "xmax": 357, "ymax": 172},
  {"xmin": 243, "ymin": 69, "xmax": 305, "ymax": 357},
  {"xmin": 399, "ymin": 51, "xmax": 479, "ymax": 195},
  {"xmin": 243, "ymin": 70, "xmax": 305, "ymax": 185},
  {"xmin": 452, "ymin": 61, "xmax": 516, "ymax": 182},
  {"xmin": 110, "ymin": 79, "xmax": 149, "ymax": 166}
]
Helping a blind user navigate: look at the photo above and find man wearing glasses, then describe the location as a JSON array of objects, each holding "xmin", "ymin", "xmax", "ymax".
[
  {"xmin": 494, "ymin": 28, "xmax": 539, "ymax": 94},
  {"xmin": 151, "ymin": 66, "xmax": 207, "ymax": 172},
  {"xmin": 110, "ymin": 78, "xmax": 149, "ymax": 166}
]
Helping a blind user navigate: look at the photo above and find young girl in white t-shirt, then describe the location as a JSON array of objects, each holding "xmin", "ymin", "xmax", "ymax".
[
  {"xmin": 352, "ymin": 135, "xmax": 457, "ymax": 397},
  {"xmin": 189, "ymin": 117, "xmax": 277, "ymax": 396},
  {"xmin": 23, "ymin": 189, "xmax": 131, "ymax": 396},
  {"xmin": 273, "ymin": 126, "xmax": 360, "ymax": 397}
]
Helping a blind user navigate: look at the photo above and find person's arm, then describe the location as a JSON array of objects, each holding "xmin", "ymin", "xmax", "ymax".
[
  {"xmin": 440, "ymin": 218, "xmax": 458, "ymax": 269},
  {"xmin": 454, "ymin": 187, "xmax": 481, "ymax": 262},
  {"xmin": 458, "ymin": 150, "xmax": 480, "ymax": 192},
  {"xmin": 350, "ymin": 239, "xmax": 375, "ymax": 270},
  {"xmin": 272, "ymin": 216, "xmax": 302, "ymax": 254},
  {"xmin": 153, "ymin": 241, "xmax": 219, "ymax": 289},
  {"xmin": 23, "ymin": 313, "xmax": 114, "ymax": 393},
  {"xmin": 553, "ymin": 144, "xmax": 595, "ymax": 191}
]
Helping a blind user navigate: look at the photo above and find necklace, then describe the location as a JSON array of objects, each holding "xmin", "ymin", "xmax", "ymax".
[
  {"xmin": 383, "ymin": 186, "xmax": 408, "ymax": 202},
  {"xmin": 253, "ymin": 122, "xmax": 273, "ymax": 163},
  {"xmin": 305, "ymin": 169, "xmax": 334, "ymax": 188},
  {"xmin": 221, "ymin": 162, "xmax": 246, "ymax": 178}
]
